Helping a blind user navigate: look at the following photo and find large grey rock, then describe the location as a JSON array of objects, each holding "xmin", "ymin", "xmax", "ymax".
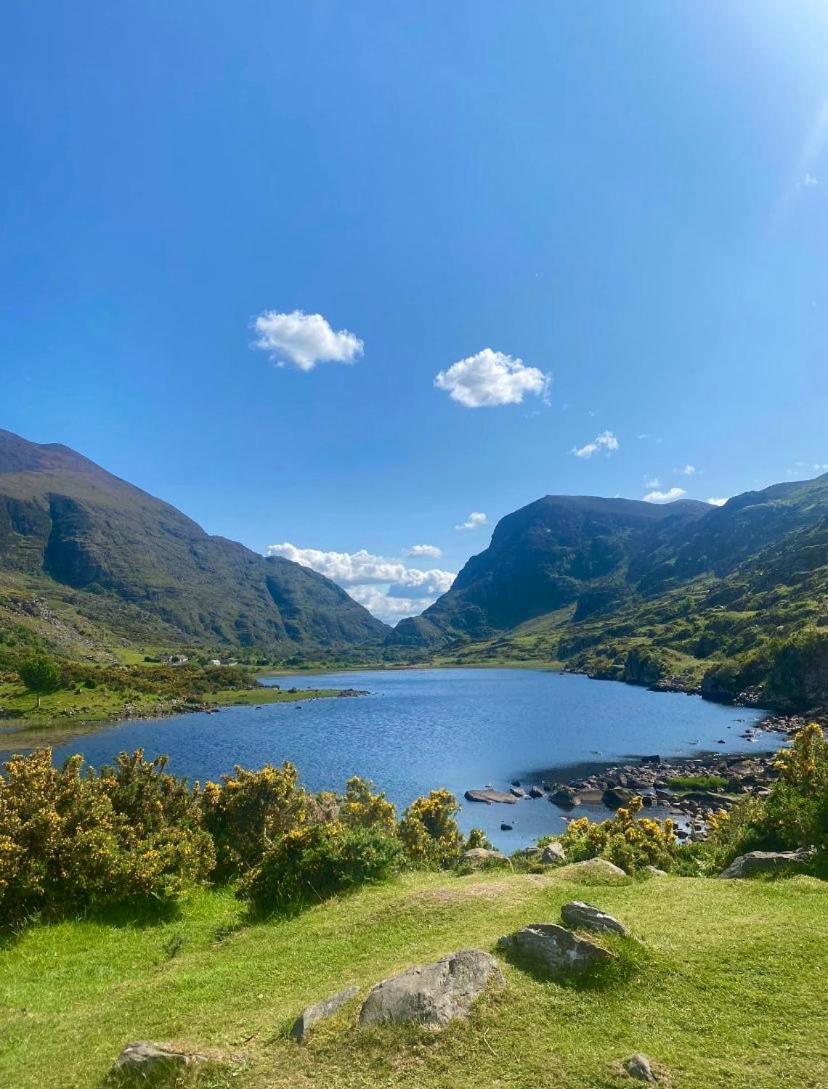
[
  {"xmin": 111, "ymin": 1041, "xmax": 206, "ymax": 1076},
  {"xmin": 461, "ymin": 847, "xmax": 510, "ymax": 868},
  {"xmin": 497, "ymin": 923, "xmax": 612, "ymax": 980},
  {"xmin": 561, "ymin": 900, "xmax": 628, "ymax": 936},
  {"xmin": 624, "ymin": 1052, "xmax": 657, "ymax": 1082},
  {"xmin": 290, "ymin": 985, "xmax": 358, "ymax": 1041},
  {"xmin": 359, "ymin": 949, "xmax": 503, "ymax": 1028},
  {"xmin": 718, "ymin": 848, "xmax": 813, "ymax": 879},
  {"xmin": 540, "ymin": 841, "xmax": 566, "ymax": 865},
  {"xmin": 464, "ymin": 788, "xmax": 518, "ymax": 805},
  {"xmin": 561, "ymin": 858, "xmax": 630, "ymax": 882}
]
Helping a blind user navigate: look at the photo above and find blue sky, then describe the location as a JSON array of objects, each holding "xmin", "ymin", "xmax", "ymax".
[{"xmin": 1, "ymin": 2, "xmax": 826, "ymax": 621}]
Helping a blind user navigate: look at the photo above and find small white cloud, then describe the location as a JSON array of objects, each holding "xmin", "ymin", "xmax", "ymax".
[
  {"xmin": 678, "ymin": 464, "xmax": 696, "ymax": 476},
  {"xmin": 644, "ymin": 475, "xmax": 660, "ymax": 489},
  {"xmin": 266, "ymin": 542, "xmax": 455, "ymax": 622},
  {"xmin": 252, "ymin": 309, "xmax": 363, "ymax": 371},
  {"xmin": 572, "ymin": 430, "xmax": 619, "ymax": 459},
  {"xmin": 643, "ymin": 486, "xmax": 687, "ymax": 504},
  {"xmin": 434, "ymin": 348, "xmax": 550, "ymax": 408},
  {"xmin": 455, "ymin": 511, "xmax": 488, "ymax": 531},
  {"xmin": 406, "ymin": 544, "xmax": 443, "ymax": 558},
  {"xmin": 707, "ymin": 496, "xmax": 728, "ymax": 506},
  {"xmin": 802, "ymin": 172, "xmax": 819, "ymax": 188}
]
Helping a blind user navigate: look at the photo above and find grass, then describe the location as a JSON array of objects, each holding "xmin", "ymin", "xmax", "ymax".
[{"xmin": 1, "ymin": 868, "xmax": 826, "ymax": 1089}]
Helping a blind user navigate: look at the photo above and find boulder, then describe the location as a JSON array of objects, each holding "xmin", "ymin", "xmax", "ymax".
[
  {"xmin": 359, "ymin": 949, "xmax": 504, "ymax": 1028},
  {"xmin": 528, "ymin": 785, "xmax": 545, "ymax": 798},
  {"xmin": 560, "ymin": 900, "xmax": 628, "ymax": 936},
  {"xmin": 461, "ymin": 847, "xmax": 510, "ymax": 868},
  {"xmin": 603, "ymin": 785, "xmax": 636, "ymax": 808},
  {"xmin": 509, "ymin": 785, "xmax": 526, "ymax": 798},
  {"xmin": 540, "ymin": 841, "xmax": 567, "ymax": 865},
  {"xmin": 623, "ymin": 1052, "xmax": 657, "ymax": 1082},
  {"xmin": 549, "ymin": 786, "xmax": 580, "ymax": 808},
  {"xmin": 110, "ymin": 1042, "xmax": 206, "ymax": 1077},
  {"xmin": 643, "ymin": 865, "xmax": 668, "ymax": 878},
  {"xmin": 497, "ymin": 923, "xmax": 611, "ymax": 980},
  {"xmin": 718, "ymin": 848, "xmax": 813, "ymax": 879},
  {"xmin": 560, "ymin": 858, "xmax": 630, "ymax": 883},
  {"xmin": 290, "ymin": 985, "xmax": 358, "ymax": 1041},
  {"xmin": 464, "ymin": 788, "xmax": 518, "ymax": 805}
]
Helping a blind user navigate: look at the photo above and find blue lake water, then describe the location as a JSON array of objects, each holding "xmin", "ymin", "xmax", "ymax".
[{"xmin": 52, "ymin": 668, "xmax": 774, "ymax": 849}]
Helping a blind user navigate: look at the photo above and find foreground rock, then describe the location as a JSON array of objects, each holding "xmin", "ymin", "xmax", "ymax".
[
  {"xmin": 461, "ymin": 847, "xmax": 511, "ymax": 868},
  {"xmin": 290, "ymin": 985, "xmax": 358, "ymax": 1041},
  {"xmin": 359, "ymin": 949, "xmax": 504, "ymax": 1028},
  {"xmin": 561, "ymin": 900, "xmax": 629, "ymax": 936},
  {"xmin": 497, "ymin": 923, "xmax": 612, "ymax": 980},
  {"xmin": 110, "ymin": 1041, "xmax": 207, "ymax": 1078},
  {"xmin": 623, "ymin": 1052, "xmax": 657, "ymax": 1082},
  {"xmin": 718, "ymin": 848, "xmax": 813, "ymax": 879}
]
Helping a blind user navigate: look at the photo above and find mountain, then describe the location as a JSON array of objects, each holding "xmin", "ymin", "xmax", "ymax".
[
  {"xmin": 389, "ymin": 478, "xmax": 828, "ymax": 710},
  {"xmin": 0, "ymin": 429, "xmax": 389, "ymax": 657}
]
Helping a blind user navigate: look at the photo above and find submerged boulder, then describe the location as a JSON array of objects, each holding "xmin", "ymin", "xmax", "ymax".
[
  {"xmin": 561, "ymin": 900, "xmax": 628, "ymax": 936},
  {"xmin": 359, "ymin": 949, "xmax": 504, "ymax": 1028},
  {"xmin": 497, "ymin": 923, "xmax": 611, "ymax": 980},
  {"xmin": 290, "ymin": 985, "xmax": 358, "ymax": 1041}
]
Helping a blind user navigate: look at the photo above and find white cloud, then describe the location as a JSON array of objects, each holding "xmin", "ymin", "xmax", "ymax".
[
  {"xmin": 802, "ymin": 172, "xmax": 819, "ymax": 188},
  {"xmin": 707, "ymin": 496, "xmax": 728, "ymax": 506},
  {"xmin": 572, "ymin": 430, "xmax": 619, "ymax": 459},
  {"xmin": 434, "ymin": 348, "xmax": 550, "ymax": 408},
  {"xmin": 678, "ymin": 464, "xmax": 696, "ymax": 476},
  {"xmin": 406, "ymin": 544, "xmax": 442, "ymax": 558},
  {"xmin": 455, "ymin": 511, "xmax": 488, "ymax": 531},
  {"xmin": 643, "ymin": 487, "xmax": 687, "ymax": 504},
  {"xmin": 266, "ymin": 543, "xmax": 455, "ymax": 623},
  {"xmin": 252, "ymin": 309, "xmax": 363, "ymax": 371},
  {"xmin": 644, "ymin": 475, "xmax": 660, "ymax": 489}
]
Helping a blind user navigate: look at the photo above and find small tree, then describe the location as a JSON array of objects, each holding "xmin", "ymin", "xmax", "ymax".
[{"xmin": 18, "ymin": 656, "xmax": 62, "ymax": 709}]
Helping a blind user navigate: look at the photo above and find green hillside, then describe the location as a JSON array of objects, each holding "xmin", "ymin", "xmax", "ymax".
[{"xmin": 0, "ymin": 430, "xmax": 389, "ymax": 661}]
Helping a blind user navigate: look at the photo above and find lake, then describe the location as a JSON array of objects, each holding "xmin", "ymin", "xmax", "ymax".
[{"xmin": 47, "ymin": 667, "xmax": 778, "ymax": 849}]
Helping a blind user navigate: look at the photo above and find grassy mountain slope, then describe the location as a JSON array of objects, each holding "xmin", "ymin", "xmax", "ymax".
[
  {"xmin": 1, "ymin": 869, "xmax": 825, "ymax": 1089},
  {"xmin": 0, "ymin": 430, "xmax": 388, "ymax": 658},
  {"xmin": 393, "ymin": 477, "xmax": 828, "ymax": 708}
]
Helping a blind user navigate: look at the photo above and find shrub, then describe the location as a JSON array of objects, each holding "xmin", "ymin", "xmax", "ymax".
[
  {"xmin": 557, "ymin": 796, "xmax": 679, "ymax": 874},
  {"xmin": 238, "ymin": 821, "xmax": 402, "ymax": 913},
  {"xmin": 0, "ymin": 749, "xmax": 213, "ymax": 926},
  {"xmin": 397, "ymin": 788, "xmax": 463, "ymax": 868},
  {"xmin": 339, "ymin": 776, "xmax": 396, "ymax": 832},
  {"xmin": 199, "ymin": 762, "xmax": 310, "ymax": 880}
]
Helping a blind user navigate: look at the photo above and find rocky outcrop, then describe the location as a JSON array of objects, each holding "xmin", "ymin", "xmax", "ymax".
[
  {"xmin": 464, "ymin": 788, "xmax": 518, "ymax": 805},
  {"xmin": 540, "ymin": 841, "xmax": 567, "ymax": 865},
  {"xmin": 497, "ymin": 923, "xmax": 612, "ymax": 980},
  {"xmin": 359, "ymin": 950, "xmax": 504, "ymax": 1028},
  {"xmin": 560, "ymin": 858, "xmax": 630, "ymax": 883},
  {"xmin": 290, "ymin": 986, "xmax": 358, "ymax": 1041},
  {"xmin": 560, "ymin": 900, "xmax": 629, "ymax": 936},
  {"xmin": 717, "ymin": 848, "xmax": 813, "ymax": 879}
]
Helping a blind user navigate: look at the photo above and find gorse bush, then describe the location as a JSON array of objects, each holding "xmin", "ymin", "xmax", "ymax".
[
  {"xmin": 397, "ymin": 788, "xmax": 464, "ymax": 868},
  {"xmin": 707, "ymin": 723, "xmax": 828, "ymax": 867},
  {"xmin": 0, "ymin": 749, "xmax": 214, "ymax": 924},
  {"xmin": 238, "ymin": 821, "xmax": 403, "ymax": 913},
  {"xmin": 555, "ymin": 796, "xmax": 679, "ymax": 874}
]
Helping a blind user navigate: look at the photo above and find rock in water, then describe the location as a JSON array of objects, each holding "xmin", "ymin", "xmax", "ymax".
[
  {"xmin": 359, "ymin": 949, "xmax": 504, "ymax": 1028},
  {"xmin": 111, "ymin": 1042, "xmax": 206, "ymax": 1076},
  {"xmin": 290, "ymin": 985, "xmax": 358, "ymax": 1041},
  {"xmin": 718, "ymin": 848, "xmax": 813, "ymax": 879},
  {"xmin": 497, "ymin": 923, "xmax": 612, "ymax": 980},
  {"xmin": 464, "ymin": 788, "xmax": 518, "ymax": 805},
  {"xmin": 623, "ymin": 1052, "xmax": 657, "ymax": 1082},
  {"xmin": 561, "ymin": 900, "xmax": 629, "ymax": 936}
]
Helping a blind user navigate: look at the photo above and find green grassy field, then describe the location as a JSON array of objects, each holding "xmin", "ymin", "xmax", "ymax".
[{"xmin": 1, "ymin": 866, "xmax": 825, "ymax": 1089}]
